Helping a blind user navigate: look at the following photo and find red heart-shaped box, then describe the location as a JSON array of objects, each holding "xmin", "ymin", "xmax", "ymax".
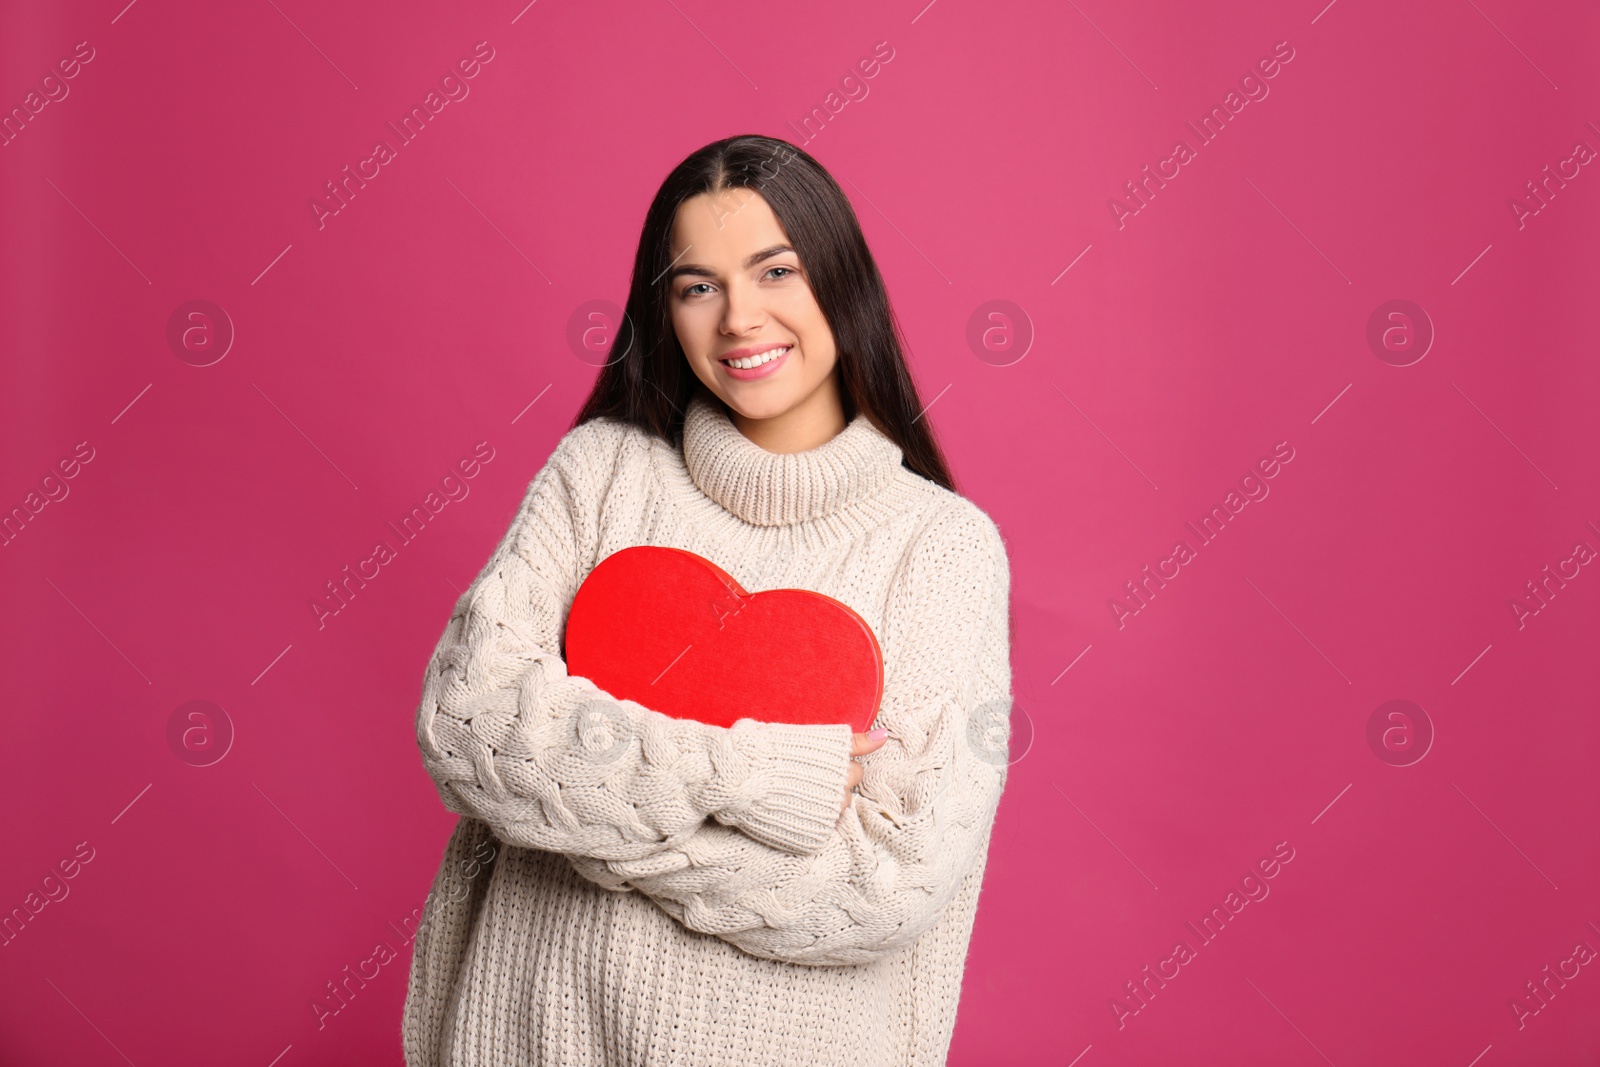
[{"xmin": 563, "ymin": 545, "xmax": 882, "ymax": 733}]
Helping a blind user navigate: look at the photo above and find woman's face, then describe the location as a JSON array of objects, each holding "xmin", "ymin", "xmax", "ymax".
[{"xmin": 668, "ymin": 188, "xmax": 839, "ymax": 425}]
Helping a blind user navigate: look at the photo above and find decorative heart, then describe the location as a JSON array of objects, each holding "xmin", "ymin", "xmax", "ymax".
[{"xmin": 563, "ymin": 545, "xmax": 882, "ymax": 733}]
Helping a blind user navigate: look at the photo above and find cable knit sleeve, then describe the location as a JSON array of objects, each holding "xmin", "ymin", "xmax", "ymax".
[
  {"xmin": 565, "ymin": 500, "xmax": 1013, "ymax": 965},
  {"xmin": 415, "ymin": 419, "xmax": 856, "ymax": 862}
]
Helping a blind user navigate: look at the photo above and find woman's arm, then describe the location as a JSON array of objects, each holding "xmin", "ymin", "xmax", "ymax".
[
  {"xmin": 565, "ymin": 501, "xmax": 1014, "ymax": 966},
  {"xmin": 415, "ymin": 419, "xmax": 855, "ymax": 862}
]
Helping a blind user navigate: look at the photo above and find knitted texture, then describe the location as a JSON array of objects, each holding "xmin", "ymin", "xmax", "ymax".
[{"xmin": 402, "ymin": 390, "xmax": 1013, "ymax": 1067}]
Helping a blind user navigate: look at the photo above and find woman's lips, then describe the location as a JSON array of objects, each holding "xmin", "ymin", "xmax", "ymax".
[{"xmin": 719, "ymin": 345, "xmax": 791, "ymax": 381}]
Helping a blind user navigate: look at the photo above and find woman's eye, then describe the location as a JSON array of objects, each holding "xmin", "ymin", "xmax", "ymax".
[{"xmin": 680, "ymin": 267, "xmax": 794, "ymax": 299}]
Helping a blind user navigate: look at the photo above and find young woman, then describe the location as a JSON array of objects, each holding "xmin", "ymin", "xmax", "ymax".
[{"xmin": 403, "ymin": 134, "xmax": 1014, "ymax": 1067}]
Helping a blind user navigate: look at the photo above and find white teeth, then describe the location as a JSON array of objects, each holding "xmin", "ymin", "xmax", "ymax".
[{"xmin": 725, "ymin": 346, "xmax": 790, "ymax": 369}]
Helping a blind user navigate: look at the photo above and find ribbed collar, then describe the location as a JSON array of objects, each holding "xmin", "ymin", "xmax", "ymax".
[{"xmin": 680, "ymin": 391, "xmax": 905, "ymax": 527}]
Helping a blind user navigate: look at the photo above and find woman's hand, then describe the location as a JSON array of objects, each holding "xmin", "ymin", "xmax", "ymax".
[{"xmin": 842, "ymin": 728, "xmax": 890, "ymax": 813}]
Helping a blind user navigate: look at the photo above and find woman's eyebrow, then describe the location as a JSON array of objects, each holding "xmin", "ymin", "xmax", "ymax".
[{"xmin": 667, "ymin": 244, "xmax": 795, "ymax": 281}]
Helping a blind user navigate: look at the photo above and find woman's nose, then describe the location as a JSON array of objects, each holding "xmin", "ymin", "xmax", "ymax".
[{"xmin": 721, "ymin": 280, "xmax": 766, "ymax": 335}]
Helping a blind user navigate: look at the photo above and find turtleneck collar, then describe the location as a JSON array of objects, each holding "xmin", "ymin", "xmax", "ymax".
[{"xmin": 680, "ymin": 391, "xmax": 905, "ymax": 527}]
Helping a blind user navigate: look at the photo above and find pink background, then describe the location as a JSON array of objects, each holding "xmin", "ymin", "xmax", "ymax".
[{"xmin": 3, "ymin": 0, "xmax": 1598, "ymax": 1064}]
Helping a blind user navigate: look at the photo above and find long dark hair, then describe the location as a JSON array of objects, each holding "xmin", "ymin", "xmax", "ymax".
[{"xmin": 571, "ymin": 133, "xmax": 956, "ymax": 494}]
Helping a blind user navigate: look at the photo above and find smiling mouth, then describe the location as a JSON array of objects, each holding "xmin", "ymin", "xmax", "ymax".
[{"xmin": 720, "ymin": 345, "xmax": 792, "ymax": 370}]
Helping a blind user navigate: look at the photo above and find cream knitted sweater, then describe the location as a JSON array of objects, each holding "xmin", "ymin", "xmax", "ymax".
[{"xmin": 402, "ymin": 389, "xmax": 1013, "ymax": 1067}]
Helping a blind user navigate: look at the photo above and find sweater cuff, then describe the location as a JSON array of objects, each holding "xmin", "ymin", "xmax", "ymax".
[{"xmin": 718, "ymin": 721, "xmax": 854, "ymax": 856}]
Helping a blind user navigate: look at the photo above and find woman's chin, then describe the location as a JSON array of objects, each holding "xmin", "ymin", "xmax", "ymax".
[
  {"xmin": 707, "ymin": 379, "xmax": 795, "ymax": 420},
  {"xmin": 718, "ymin": 394, "xmax": 790, "ymax": 424}
]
